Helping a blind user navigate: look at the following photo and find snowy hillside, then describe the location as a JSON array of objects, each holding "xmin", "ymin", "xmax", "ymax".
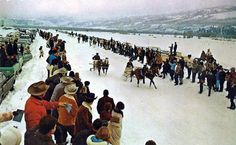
[{"xmin": 1, "ymin": 6, "xmax": 236, "ymax": 37}]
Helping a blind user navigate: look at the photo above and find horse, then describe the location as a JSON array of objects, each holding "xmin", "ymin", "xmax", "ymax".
[
  {"xmin": 130, "ymin": 67, "xmax": 157, "ymax": 89},
  {"xmin": 90, "ymin": 58, "xmax": 109, "ymax": 76},
  {"xmin": 101, "ymin": 58, "xmax": 109, "ymax": 75},
  {"xmin": 150, "ymin": 64, "xmax": 162, "ymax": 77}
]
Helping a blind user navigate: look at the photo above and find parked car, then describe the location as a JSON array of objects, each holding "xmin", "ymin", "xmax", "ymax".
[{"xmin": 0, "ymin": 72, "xmax": 16, "ymax": 104}]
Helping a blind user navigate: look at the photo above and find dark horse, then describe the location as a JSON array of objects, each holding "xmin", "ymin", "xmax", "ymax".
[{"xmin": 130, "ymin": 68, "xmax": 157, "ymax": 89}]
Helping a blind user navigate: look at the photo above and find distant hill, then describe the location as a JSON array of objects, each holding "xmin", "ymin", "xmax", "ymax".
[{"xmin": 2, "ymin": 5, "xmax": 236, "ymax": 38}]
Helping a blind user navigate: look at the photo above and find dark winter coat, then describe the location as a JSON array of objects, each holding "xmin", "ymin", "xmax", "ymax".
[
  {"xmin": 97, "ymin": 96, "xmax": 115, "ymax": 115},
  {"xmin": 73, "ymin": 129, "xmax": 95, "ymax": 145},
  {"xmin": 0, "ymin": 47, "xmax": 8, "ymax": 67},
  {"xmin": 207, "ymin": 71, "xmax": 215, "ymax": 86},
  {"xmin": 192, "ymin": 61, "xmax": 198, "ymax": 74},
  {"xmin": 198, "ymin": 71, "xmax": 206, "ymax": 83},
  {"xmin": 162, "ymin": 62, "xmax": 170, "ymax": 73},
  {"xmin": 25, "ymin": 127, "xmax": 56, "ymax": 145},
  {"xmin": 44, "ymin": 74, "xmax": 61, "ymax": 101},
  {"xmin": 6, "ymin": 43, "xmax": 14, "ymax": 56},
  {"xmin": 12, "ymin": 42, "xmax": 18, "ymax": 55},
  {"xmin": 75, "ymin": 102, "xmax": 93, "ymax": 133},
  {"xmin": 219, "ymin": 70, "xmax": 226, "ymax": 82},
  {"xmin": 179, "ymin": 59, "xmax": 185, "ymax": 70},
  {"xmin": 92, "ymin": 54, "xmax": 100, "ymax": 60}
]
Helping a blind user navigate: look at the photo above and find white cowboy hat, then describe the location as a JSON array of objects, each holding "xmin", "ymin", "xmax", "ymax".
[
  {"xmin": 60, "ymin": 76, "xmax": 73, "ymax": 84},
  {"xmin": 64, "ymin": 84, "xmax": 78, "ymax": 95}
]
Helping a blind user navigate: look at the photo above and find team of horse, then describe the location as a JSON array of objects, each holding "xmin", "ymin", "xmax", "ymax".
[
  {"xmin": 90, "ymin": 57, "xmax": 160, "ymax": 89},
  {"xmin": 90, "ymin": 58, "xmax": 109, "ymax": 76},
  {"xmin": 129, "ymin": 67, "xmax": 158, "ymax": 89}
]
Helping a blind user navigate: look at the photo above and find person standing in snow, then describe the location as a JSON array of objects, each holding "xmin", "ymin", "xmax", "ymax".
[
  {"xmin": 226, "ymin": 67, "xmax": 236, "ymax": 110},
  {"xmin": 24, "ymin": 81, "xmax": 66, "ymax": 144},
  {"xmin": 169, "ymin": 43, "xmax": 173, "ymax": 55},
  {"xmin": 219, "ymin": 66, "xmax": 226, "ymax": 92},
  {"xmin": 86, "ymin": 126, "xmax": 112, "ymax": 145},
  {"xmin": 198, "ymin": 69, "xmax": 206, "ymax": 94},
  {"xmin": 57, "ymin": 84, "xmax": 79, "ymax": 143},
  {"xmin": 0, "ymin": 111, "xmax": 22, "ymax": 145},
  {"xmin": 50, "ymin": 76, "xmax": 73, "ymax": 118},
  {"xmin": 97, "ymin": 89, "xmax": 115, "ymax": 121},
  {"xmin": 73, "ymin": 119, "xmax": 104, "ymax": 145},
  {"xmin": 191, "ymin": 59, "xmax": 198, "ymax": 83},
  {"xmin": 206, "ymin": 69, "xmax": 215, "ymax": 96},
  {"xmin": 169, "ymin": 59, "xmax": 176, "ymax": 81},
  {"xmin": 173, "ymin": 42, "xmax": 177, "ymax": 56},
  {"xmin": 107, "ymin": 101, "xmax": 125, "ymax": 145},
  {"xmin": 75, "ymin": 93, "xmax": 97, "ymax": 133},
  {"xmin": 185, "ymin": 54, "xmax": 193, "ymax": 79},
  {"xmin": 24, "ymin": 115, "xmax": 57, "ymax": 145},
  {"xmin": 39, "ymin": 46, "xmax": 44, "ymax": 58}
]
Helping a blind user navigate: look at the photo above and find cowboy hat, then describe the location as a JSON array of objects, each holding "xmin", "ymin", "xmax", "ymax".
[
  {"xmin": 86, "ymin": 93, "xmax": 97, "ymax": 101},
  {"xmin": 54, "ymin": 68, "xmax": 67, "ymax": 76},
  {"xmin": 27, "ymin": 81, "xmax": 49, "ymax": 96},
  {"xmin": 64, "ymin": 84, "xmax": 78, "ymax": 95},
  {"xmin": 60, "ymin": 76, "xmax": 73, "ymax": 84}
]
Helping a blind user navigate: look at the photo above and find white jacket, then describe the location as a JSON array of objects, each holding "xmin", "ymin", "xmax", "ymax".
[
  {"xmin": 0, "ymin": 126, "xmax": 21, "ymax": 145},
  {"xmin": 87, "ymin": 135, "xmax": 111, "ymax": 145}
]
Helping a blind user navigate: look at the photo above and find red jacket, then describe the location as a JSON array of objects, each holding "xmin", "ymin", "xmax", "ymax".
[{"xmin": 24, "ymin": 96, "xmax": 58, "ymax": 130}]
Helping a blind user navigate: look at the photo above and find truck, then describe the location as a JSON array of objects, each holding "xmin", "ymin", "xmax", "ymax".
[
  {"xmin": 0, "ymin": 56, "xmax": 24, "ymax": 77},
  {"xmin": 0, "ymin": 72, "xmax": 16, "ymax": 104}
]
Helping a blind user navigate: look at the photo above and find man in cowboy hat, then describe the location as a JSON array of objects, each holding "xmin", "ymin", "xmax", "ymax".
[
  {"xmin": 25, "ymin": 81, "xmax": 67, "ymax": 144},
  {"xmin": 57, "ymin": 83, "xmax": 79, "ymax": 143},
  {"xmin": 75, "ymin": 93, "xmax": 97, "ymax": 133},
  {"xmin": 51, "ymin": 76, "xmax": 74, "ymax": 102},
  {"xmin": 51, "ymin": 76, "xmax": 74, "ymax": 118},
  {"xmin": 24, "ymin": 81, "xmax": 63, "ymax": 130}
]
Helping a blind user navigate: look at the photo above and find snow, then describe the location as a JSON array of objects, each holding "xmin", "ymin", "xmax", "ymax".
[
  {"xmin": 0, "ymin": 29, "xmax": 236, "ymax": 145},
  {"xmin": 211, "ymin": 11, "xmax": 236, "ymax": 19}
]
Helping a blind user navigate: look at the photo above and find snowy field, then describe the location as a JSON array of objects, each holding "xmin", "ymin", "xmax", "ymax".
[{"xmin": 0, "ymin": 28, "xmax": 236, "ymax": 145}]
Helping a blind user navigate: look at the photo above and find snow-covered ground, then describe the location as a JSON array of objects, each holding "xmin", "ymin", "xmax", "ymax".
[{"xmin": 0, "ymin": 29, "xmax": 236, "ymax": 145}]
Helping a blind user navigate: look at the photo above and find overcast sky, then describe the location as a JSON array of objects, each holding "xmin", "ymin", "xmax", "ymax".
[{"xmin": 0, "ymin": 0, "xmax": 235, "ymax": 19}]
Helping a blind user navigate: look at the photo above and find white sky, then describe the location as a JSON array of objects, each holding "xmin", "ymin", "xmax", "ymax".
[{"xmin": 0, "ymin": 0, "xmax": 236, "ymax": 19}]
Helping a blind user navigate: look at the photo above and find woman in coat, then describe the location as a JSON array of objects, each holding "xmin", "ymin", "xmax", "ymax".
[{"xmin": 107, "ymin": 101, "xmax": 125, "ymax": 145}]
